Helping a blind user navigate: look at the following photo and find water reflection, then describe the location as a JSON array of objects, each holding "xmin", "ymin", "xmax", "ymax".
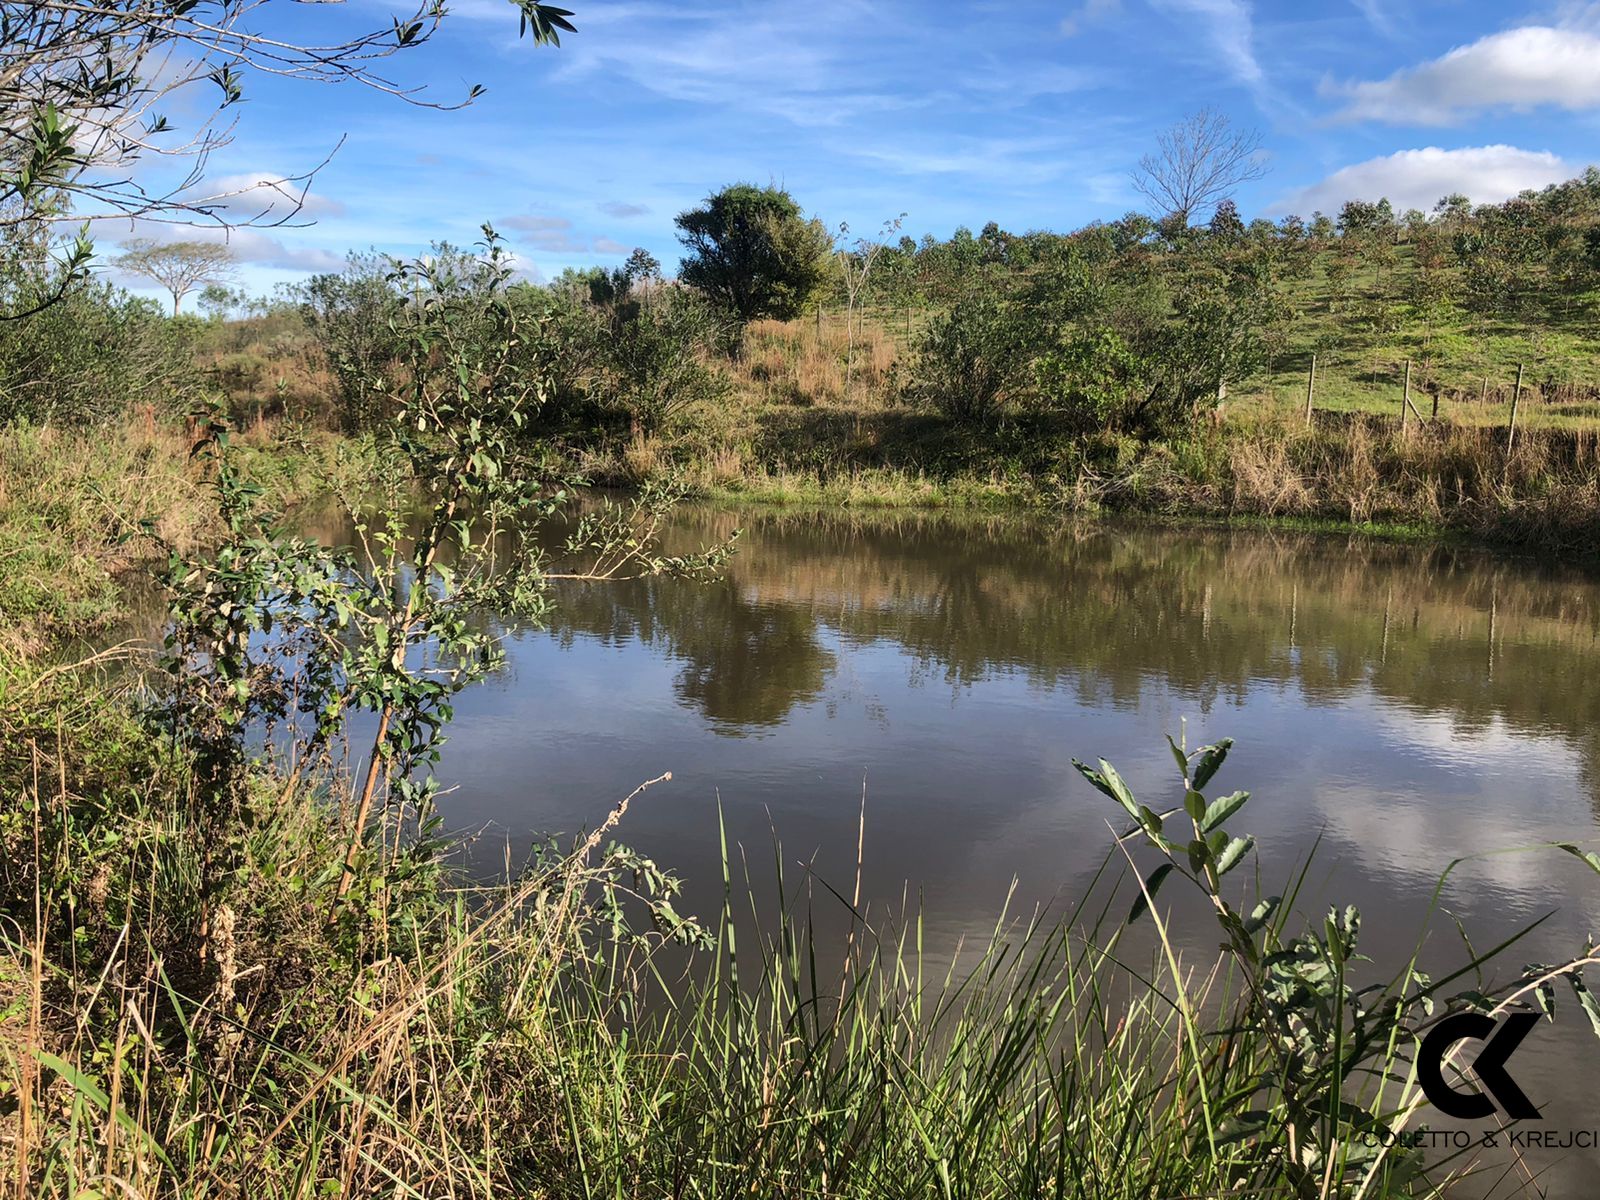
[
  {"xmin": 546, "ymin": 509, "xmax": 1600, "ymax": 778},
  {"xmin": 250, "ymin": 503, "xmax": 1600, "ymax": 1183},
  {"xmin": 479, "ymin": 507, "xmax": 1600, "ymax": 1190}
]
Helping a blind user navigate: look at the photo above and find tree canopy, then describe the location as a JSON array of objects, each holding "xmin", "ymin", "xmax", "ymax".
[
  {"xmin": 115, "ymin": 239, "xmax": 237, "ymax": 315},
  {"xmin": 675, "ymin": 184, "xmax": 833, "ymax": 322}
]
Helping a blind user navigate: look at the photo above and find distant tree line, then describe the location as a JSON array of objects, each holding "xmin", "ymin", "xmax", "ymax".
[{"xmin": 6, "ymin": 160, "xmax": 1599, "ymax": 443}]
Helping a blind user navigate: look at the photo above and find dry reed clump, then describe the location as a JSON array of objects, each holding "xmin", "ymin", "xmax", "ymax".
[
  {"xmin": 1226, "ymin": 428, "xmax": 1313, "ymax": 515},
  {"xmin": 0, "ymin": 422, "xmax": 210, "ymax": 654},
  {"xmin": 621, "ymin": 430, "xmax": 665, "ymax": 482},
  {"xmin": 1054, "ymin": 411, "xmax": 1600, "ymax": 551},
  {"xmin": 734, "ymin": 316, "xmax": 900, "ymax": 409}
]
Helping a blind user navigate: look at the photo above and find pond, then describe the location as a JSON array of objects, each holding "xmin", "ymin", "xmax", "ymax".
[{"xmin": 305, "ymin": 502, "xmax": 1600, "ymax": 1187}]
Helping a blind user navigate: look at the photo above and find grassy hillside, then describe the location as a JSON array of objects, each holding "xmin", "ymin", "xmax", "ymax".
[{"xmin": 1243, "ymin": 242, "xmax": 1600, "ymax": 428}]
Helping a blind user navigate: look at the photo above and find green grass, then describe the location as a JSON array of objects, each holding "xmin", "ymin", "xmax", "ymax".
[
  {"xmin": 1239, "ymin": 244, "xmax": 1600, "ymax": 430},
  {"xmin": 0, "ymin": 421, "xmax": 360, "ymax": 655}
]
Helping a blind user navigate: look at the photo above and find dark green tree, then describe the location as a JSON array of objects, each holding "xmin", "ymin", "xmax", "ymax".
[{"xmin": 675, "ymin": 184, "xmax": 832, "ymax": 323}]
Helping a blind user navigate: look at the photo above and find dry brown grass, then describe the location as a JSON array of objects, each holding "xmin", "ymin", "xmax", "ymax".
[
  {"xmin": 1203, "ymin": 415, "xmax": 1600, "ymax": 549},
  {"xmin": 0, "ymin": 418, "xmax": 343, "ymax": 657},
  {"xmin": 735, "ymin": 316, "xmax": 901, "ymax": 410}
]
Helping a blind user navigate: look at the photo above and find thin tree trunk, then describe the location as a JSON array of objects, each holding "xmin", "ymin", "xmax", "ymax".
[
  {"xmin": 335, "ymin": 476, "xmax": 463, "ymax": 902},
  {"xmin": 1401, "ymin": 359, "xmax": 1411, "ymax": 433}
]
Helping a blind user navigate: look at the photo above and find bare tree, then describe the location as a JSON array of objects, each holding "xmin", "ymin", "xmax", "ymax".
[
  {"xmin": 1131, "ymin": 108, "xmax": 1267, "ymax": 227},
  {"xmin": 834, "ymin": 214, "xmax": 904, "ymax": 396},
  {"xmin": 115, "ymin": 238, "xmax": 236, "ymax": 315}
]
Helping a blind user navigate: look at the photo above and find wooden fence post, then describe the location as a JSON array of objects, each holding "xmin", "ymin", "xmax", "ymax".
[
  {"xmin": 1401, "ymin": 359, "xmax": 1412, "ymax": 433},
  {"xmin": 1506, "ymin": 363, "xmax": 1524, "ymax": 455},
  {"xmin": 1304, "ymin": 354, "xmax": 1316, "ymax": 426}
]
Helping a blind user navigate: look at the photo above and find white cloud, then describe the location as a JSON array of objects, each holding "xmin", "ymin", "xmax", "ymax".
[
  {"xmin": 499, "ymin": 250, "xmax": 547, "ymax": 285},
  {"xmin": 501, "ymin": 213, "xmax": 589, "ymax": 253},
  {"xmin": 200, "ymin": 171, "xmax": 346, "ymax": 221},
  {"xmin": 91, "ymin": 219, "xmax": 344, "ymax": 273},
  {"xmin": 598, "ymin": 200, "xmax": 650, "ymax": 218},
  {"xmin": 593, "ymin": 238, "xmax": 631, "ymax": 255},
  {"xmin": 1327, "ymin": 24, "xmax": 1600, "ymax": 124},
  {"xmin": 1271, "ymin": 145, "xmax": 1571, "ymax": 217}
]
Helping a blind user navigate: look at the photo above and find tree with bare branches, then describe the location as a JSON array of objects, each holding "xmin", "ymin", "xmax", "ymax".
[
  {"xmin": 0, "ymin": 0, "xmax": 581, "ymax": 317},
  {"xmin": 115, "ymin": 238, "xmax": 236, "ymax": 315},
  {"xmin": 1130, "ymin": 108, "xmax": 1267, "ymax": 228},
  {"xmin": 834, "ymin": 213, "xmax": 905, "ymax": 397}
]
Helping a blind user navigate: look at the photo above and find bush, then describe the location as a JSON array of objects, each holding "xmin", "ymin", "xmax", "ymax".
[
  {"xmin": 599, "ymin": 294, "xmax": 731, "ymax": 435},
  {"xmin": 0, "ymin": 279, "xmax": 199, "ymax": 425},
  {"xmin": 910, "ymin": 292, "xmax": 1039, "ymax": 423},
  {"xmin": 676, "ymin": 183, "xmax": 833, "ymax": 323},
  {"xmin": 298, "ymin": 251, "xmax": 404, "ymax": 433}
]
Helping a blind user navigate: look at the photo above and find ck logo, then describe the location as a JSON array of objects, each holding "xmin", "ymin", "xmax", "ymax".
[{"xmin": 1417, "ymin": 1012, "xmax": 1542, "ymax": 1120}]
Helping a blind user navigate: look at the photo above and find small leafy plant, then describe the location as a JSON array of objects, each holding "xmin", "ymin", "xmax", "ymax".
[{"xmin": 1076, "ymin": 733, "xmax": 1600, "ymax": 1197}]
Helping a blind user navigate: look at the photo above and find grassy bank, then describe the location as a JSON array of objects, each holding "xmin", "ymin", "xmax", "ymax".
[
  {"xmin": 6, "ymin": 421, "xmax": 1600, "ymax": 1197},
  {"xmin": 0, "ymin": 422, "xmax": 363, "ymax": 656},
  {"xmin": 560, "ymin": 315, "xmax": 1597, "ymax": 555}
]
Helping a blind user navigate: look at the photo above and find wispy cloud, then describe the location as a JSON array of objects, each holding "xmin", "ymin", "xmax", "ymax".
[
  {"xmin": 1349, "ymin": 0, "xmax": 1397, "ymax": 37},
  {"xmin": 1152, "ymin": 0, "xmax": 1263, "ymax": 87},
  {"xmin": 1060, "ymin": 0, "xmax": 1122, "ymax": 37},
  {"xmin": 599, "ymin": 200, "xmax": 651, "ymax": 218},
  {"xmin": 542, "ymin": 1, "xmax": 932, "ymax": 128}
]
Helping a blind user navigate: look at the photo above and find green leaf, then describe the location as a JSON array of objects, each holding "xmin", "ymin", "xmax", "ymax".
[
  {"xmin": 35, "ymin": 1051, "xmax": 174, "ymax": 1170},
  {"xmin": 1128, "ymin": 863, "xmax": 1176, "ymax": 924},
  {"xmin": 1215, "ymin": 835, "xmax": 1254, "ymax": 877},
  {"xmin": 1166, "ymin": 734, "xmax": 1189, "ymax": 777},
  {"xmin": 1568, "ymin": 973, "xmax": 1600, "ymax": 1039},
  {"xmin": 1199, "ymin": 790, "xmax": 1250, "ymax": 834},
  {"xmin": 1191, "ymin": 738, "xmax": 1233, "ymax": 789},
  {"xmin": 1243, "ymin": 895, "xmax": 1281, "ymax": 934},
  {"xmin": 1072, "ymin": 757, "xmax": 1139, "ymax": 822},
  {"xmin": 1557, "ymin": 843, "xmax": 1600, "ymax": 874}
]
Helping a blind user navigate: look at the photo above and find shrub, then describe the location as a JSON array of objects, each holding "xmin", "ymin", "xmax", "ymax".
[
  {"xmin": 0, "ymin": 279, "xmax": 198, "ymax": 425},
  {"xmin": 599, "ymin": 294, "xmax": 731, "ymax": 434},
  {"xmin": 297, "ymin": 250, "xmax": 404, "ymax": 433},
  {"xmin": 676, "ymin": 183, "xmax": 833, "ymax": 323},
  {"xmin": 910, "ymin": 292, "xmax": 1039, "ymax": 423}
]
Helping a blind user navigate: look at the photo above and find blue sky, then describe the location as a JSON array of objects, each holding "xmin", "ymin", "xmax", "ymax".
[{"xmin": 102, "ymin": 0, "xmax": 1600, "ymax": 301}]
